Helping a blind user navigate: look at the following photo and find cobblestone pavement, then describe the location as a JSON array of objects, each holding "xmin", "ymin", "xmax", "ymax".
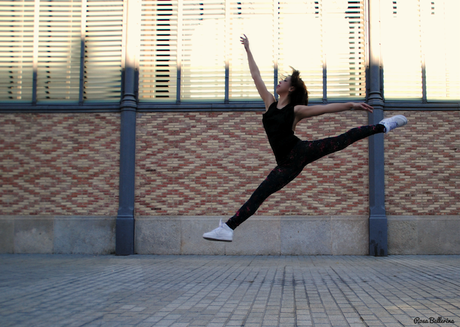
[{"xmin": 0, "ymin": 255, "xmax": 459, "ymax": 327}]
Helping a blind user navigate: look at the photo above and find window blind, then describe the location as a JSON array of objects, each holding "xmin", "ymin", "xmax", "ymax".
[
  {"xmin": 139, "ymin": 0, "xmax": 178, "ymax": 101},
  {"xmin": 323, "ymin": 0, "xmax": 366, "ymax": 98},
  {"xmin": 380, "ymin": 0, "xmax": 459, "ymax": 100},
  {"xmin": 228, "ymin": 0, "xmax": 275, "ymax": 101},
  {"xmin": 2, "ymin": 0, "xmax": 458, "ymax": 105},
  {"xmin": 277, "ymin": 0, "xmax": 323, "ymax": 99},
  {"xmin": 0, "ymin": 0, "xmax": 35, "ymax": 101},
  {"xmin": 0, "ymin": 0, "xmax": 123, "ymax": 103},
  {"xmin": 180, "ymin": 0, "xmax": 226, "ymax": 100},
  {"xmin": 278, "ymin": 0, "xmax": 366, "ymax": 100},
  {"xmin": 83, "ymin": 0, "xmax": 124, "ymax": 101},
  {"xmin": 420, "ymin": 0, "xmax": 460, "ymax": 100},
  {"xmin": 140, "ymin": 0, "xmax": 367, "ymax": 102},
  {"xmin": 380, "ymin": 0, "xmax": 423, "ymax": 99},
  {"xmin": 37, "ymin": 0, "xmax": 81, "ymax": 102}
]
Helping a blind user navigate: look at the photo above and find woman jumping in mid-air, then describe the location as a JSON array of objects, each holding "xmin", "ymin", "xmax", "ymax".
[{"xmin": 203, "ymin": 35, "xmax": 407, "ymax": 242}]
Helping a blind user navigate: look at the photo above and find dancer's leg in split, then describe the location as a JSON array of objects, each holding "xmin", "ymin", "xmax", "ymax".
[
  {"xmin": 226, "ymin": 162, "xmax": 305, "ymax": 230},
  {"xmin": 203, "ymin": 117, "xmax": 408, "ymax": 242},
  {"xmin": 301, "ymin": 124, "xmax": 385, "ymax": 165},
  {"xmin": 202, "ymin": 160, "xmax": 305, "ymax": 242},
  {"xmin": 225, "ymin": 124, "xmax": 385, "ymax": 230}
]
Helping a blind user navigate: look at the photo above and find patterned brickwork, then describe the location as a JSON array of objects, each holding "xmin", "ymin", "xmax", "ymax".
[
  {"xmin": 3, "ymin": 110, "xmax": 455, "ymax": 220},
  {"xmin": 385, "ymin": 111, "xmax": 460, "ymax": 215},
  {"xmin": 135, "ymin": 111, "xmax": 370, "ymax": 217},
  {"xmin": 0, "ymin": 113, "xmax": 120, "ymax": 216}
]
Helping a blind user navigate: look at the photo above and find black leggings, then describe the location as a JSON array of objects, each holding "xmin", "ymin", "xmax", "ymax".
[{"xmin": 225, "ymin": 124, "xmax": 385, "ymax": 230}]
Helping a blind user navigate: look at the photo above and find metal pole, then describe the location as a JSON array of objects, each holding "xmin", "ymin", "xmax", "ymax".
[
  {"xmin": 367, "ymin": 0, "xmax": 387, "ymax": 256},
  {"xmin": 116, "ymin": 0, "xmax": 139, "ymax": 255}
]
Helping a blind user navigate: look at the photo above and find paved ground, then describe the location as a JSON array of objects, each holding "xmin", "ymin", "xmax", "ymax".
[{"xmin": 0, "ymin": 255, "xmax": 459, "ymax": 327}]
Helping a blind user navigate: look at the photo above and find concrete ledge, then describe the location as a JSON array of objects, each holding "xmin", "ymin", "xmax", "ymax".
[
  {"xmin": 0, "ymin": 216, "xmax": 116, "ymax": 254},
  {"xmin": 134, "ymin": 215, "xmax": 460, "ymax": 255},
  {"xmin": 135, "ymin": 216, "xmax": 369, "ymax": 255},
  {"xmin": 388, "ymin": 215, "xmax": 460, "ymax": 255},
  {"xmin": 54, "ymin": 217, "xmax": 116, "ymax": 254},
  {"xmin": 1, "ymin": 215, "xmax": 459, "ymax": 255}
]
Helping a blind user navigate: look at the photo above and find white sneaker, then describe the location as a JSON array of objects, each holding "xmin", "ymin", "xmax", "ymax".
[
  {"xmin": 379, "ymin": 115, "xmax": 408, "ymax": 134},
  {"xmin": 203, "ymin": 219, "xmax": 233, "ymax": 242}
]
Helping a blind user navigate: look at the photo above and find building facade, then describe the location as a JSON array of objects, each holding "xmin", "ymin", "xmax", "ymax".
[{"xmin": 1, "ymin": 0, "xmax": 459, "ymax": 255}]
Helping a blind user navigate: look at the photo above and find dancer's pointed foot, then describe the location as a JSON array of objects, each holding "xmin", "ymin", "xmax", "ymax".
[{"xmin": 379, "ymin": 115, "xmax": 408, "ymax": 134}]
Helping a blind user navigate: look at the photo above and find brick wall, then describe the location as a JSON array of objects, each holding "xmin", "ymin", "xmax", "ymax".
[
  {"xmin": 0, "ymin": 113, "xmax": 120, "ymax": 216},
  {"xmin": 135, "ymin": 111, "xmax": 371, "ymax": 217},
  {"xmin": 384, "ymin": 110, "xmax": 460, "ymax": 215},
  {"xmin": 1, "ymin": 109, "xmax": 459, "ymax": 255},
  {"xmin": 6, "ymin": 110, "xmax": 457, "ymax": 220}
]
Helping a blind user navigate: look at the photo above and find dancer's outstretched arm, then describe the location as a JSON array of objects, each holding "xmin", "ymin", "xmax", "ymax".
[
  {"xmin": 241, "ymin": 35, "xmax": 275, "ymax": 110},
  {"xmin": 293, "ymin": 102, "xmax": 373, "ymax": 126},
  {"xmin": 296, "ymin": 102, "xmax": 373, "ymax": 118}
]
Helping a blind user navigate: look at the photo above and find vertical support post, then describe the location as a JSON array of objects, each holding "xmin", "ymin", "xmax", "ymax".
[
  {"xmin": 116, "ymin": 0, "xmax": 140, "ymax": 256},
  {"xmin": 117, "ymin": 97, "xmax": 136, "ymax": 255},
  {"xmin": 367, "ymin": 0, "xmax": 387, "ymax": 256}
]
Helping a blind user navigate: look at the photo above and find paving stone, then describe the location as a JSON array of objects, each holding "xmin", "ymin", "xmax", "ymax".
[{"xmin": 0, "ymin": 255, "xmax": 459, "ymax": 327}]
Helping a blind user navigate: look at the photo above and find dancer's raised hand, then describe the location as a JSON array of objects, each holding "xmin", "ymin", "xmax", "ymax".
[{"xmin": 240, "ymin": 34, "xmax": 250, "ymax": 52}]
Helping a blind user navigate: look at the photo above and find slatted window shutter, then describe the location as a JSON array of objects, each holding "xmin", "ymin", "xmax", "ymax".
[
  {"xmin": 0, "ymin": 0, "xmax": 35, "ymax": 101},
  {"xmin": 381, "ymin": 0, "xmax": 460, "ymax": 100},
  {"xmin": 180, "ymin": 0, "xmax": 226, "ymax": 100},
  {"xmin": 277, "ymin": 0, "xmax": 323, "ymax": 99},
  {"xmin": 380, "ymin": 0, "xmax": 423, "ymax": 99},
  {"xmin": 37, "ymin": 0, "xmax": 81, "ymax": 102},
  {"xmin": 2, "ymin": 0, "xmax": 457, "ymax": 105},
  {"xmin": 323, "ymin": 0, "xmax": 366, "ymax": 98},
  {"xmin": 230, "ymin": 0, "xmax": 366, "ymax": 101},
  {"xmin": 140, "ymin": 0, "xmax": 366, "ymax": 102},
  {"xmin": 420, "ymin": 0, "xmax": 460, "ymax": 100},
  {"xmin": 83, "ymin": 0, "xmax": 124, "ymax": 102},
  {"xmin": 228, "ymin": 0, "xmax": 275, "ymax": 101},
  {"xmin": 139, "ymin": 0, "xmax": 178, "ymax": 101},
  {"xmin": 0, "ymin": 0, "xmax": 123, "ymax": 104}
]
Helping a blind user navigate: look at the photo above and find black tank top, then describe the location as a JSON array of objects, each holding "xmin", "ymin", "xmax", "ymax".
[{"xmin": 262, "ymin": 102, "xmax": 301, "ymax": 165}]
